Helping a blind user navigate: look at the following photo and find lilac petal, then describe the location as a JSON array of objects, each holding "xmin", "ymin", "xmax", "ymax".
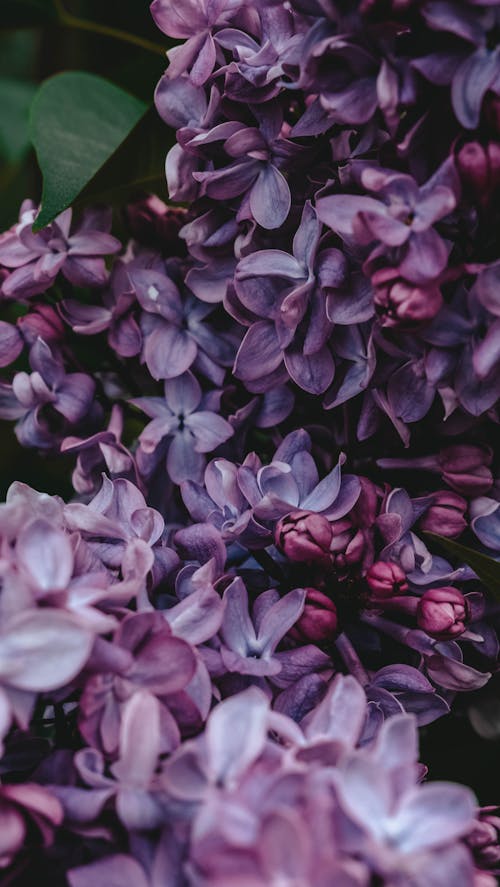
[
  {"xmin": 17, "ymin": 519, "xmax": 73, "ymax": 593},
  {"xmin": 0, "ymin": 609, "xmax": 93, "ymax": 692},
  {"xmin": 0, "ymin": 807, "xmax": 25, "ymax": 863},
  {"xmin": 113, "ymin": 691, "xmax": 160, "ymax": 785},
  {"xmin": 144, "ymin": 324, "xmax": 197, "ymax": 380},
  {"xmin": 154, "ymin": 73, "xmax": 207, "ymax": 128},
  {"xmin": 358, "ymin": 210, "xmax": 409, "ymax": 247},
  {"xmin": 284, "ymin": 345, "xmax": 334, "ymax": 395},
  {"xmin": 165, "ymin": 585, "xmax": 226, "ymax": 644},
  {"xmin": 0, "ymin": 322, "xmax": 23, "ymax": 367},
  {"xmin": 249, "ymin": 165, "xmax": 291, "ymax": 230},
  {"xmin": 399, "ymin": 229, "xmax": 448, "ymax": 283},
  {"xmin": 395, "ymin": 783, "xmax": 476, "ymax": 852},
  {"xmin": 29, "ymin": 338, "xmax": 64, "ymax": 387},
  {"xmin": 301, "ymin": 674, "xmax": 366, "ymax": 745},
  {"xmin": 56, "ymin": 373, "xmax": 95, "ymax": 422},
  {"xmin": 206, "ymin": 687, "xmax": 269, "ymax": 786},
  {"xmin": 164, "ymin": 370, "xmax": 202, "ymax": 414},
  {"xmin": 110, "ymin": 315, "xmax": 142, "ymax": 357},
  {"xmin": 425, "ymin": 654, "xmax": 491, "ymax": 691},
  {"xmin": 473, "ymin": 319, "xmax": 500, "ymax": 378},
  {"xmin": 260, "ymin": 588, "xmax": 306, "ymax": 653},
  {"xmin": 221, "ymin": 578, "xmax": 257, "ymax": 653},
  {"xmin": 174, "ymin": 522, "xmax": 226, "ymax": 571},
  {"xmin": 301, "ymin": 459, "xmax": 343, "ymax": 512},
  {"xmin": 476, "ymin": 262, "xmax": 500, "ymax": 316},
  {"xmin": 234, "ymin": 321, "xmax": 283, "ymax": 381},
  {"xmin": 237, "ymin": 249, "xmax": 304, "ymax": 281},
  {"xmin": 186, "ymin": 410, "xmax": 234, "ymax": 452},
  {"xmin": 167, "ymin": 431, "xmax": 205, "ymax": 483},
  {"xmin": 316, "ymin": 194, "xmax": 382, "ymax": 238},
  {"xmin": 68, "ymin": 231, "xmax": 120, "ymax": 256},
  {"xmin": 60, "ymin": 300, "xmax": 111, "ymax": 335},
  {"xmin": 452, "ymin": 47, "xmax": 500, "ymax": 129},
  {"xmin": 68, "ymin": 855, "xmax": 149, "ymax": 887},
  {"xmin": 131, "ymin": 269, "xmax": 182, "ymax": 322}
]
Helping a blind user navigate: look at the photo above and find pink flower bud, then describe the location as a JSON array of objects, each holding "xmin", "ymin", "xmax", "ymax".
[
  {"xmin": 289, "ymin": 588, "xmax": 338, "ymax": 643},
  {"xmin": 456, "ymin": 140, "xmax": 500, "ymax": 208},
  {"xmin": 366, "ymin": 561, "xmax": 408, "ymax": 599},
  {"xmin": 372, "ymin": 268, "xmax": 443, "ymax": 329},
  {"xmin": 416, "ymin": 587, "xmax": 469, "ymax": 640},
  {"xmin": 17, "ymin": 304, "xmax": 65, "ymax": 346},
  {"xmin": 419, "ymin": 491, "xmax": 468, "ymax": 538},
  {"xmin": 438, "ymin": 445, "xmax": 493, "ymax": 497},
  {"xmin": 275, "ymin": 510, "xmax": 333, "ymax": 565}
]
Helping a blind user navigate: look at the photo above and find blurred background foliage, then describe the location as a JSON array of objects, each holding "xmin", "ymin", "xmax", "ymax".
[{"xmin": 0, "ymin": 0, "xmax": 169, "ymax": 230}]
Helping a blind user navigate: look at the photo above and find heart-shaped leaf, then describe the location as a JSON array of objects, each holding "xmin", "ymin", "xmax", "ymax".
[
  {"xmin": 30, "ymin": 71, "xmax": 147, "ymax": 230},
  {"xmin": 425, "ymin": 532, "xmax": 500, "ymax": 600}
]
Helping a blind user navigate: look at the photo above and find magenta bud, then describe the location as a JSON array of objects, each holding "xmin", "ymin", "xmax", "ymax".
[
  {"xmin": 456, "ymin": 140, "xmax": 500, "ymax": 208},
  {"xmin": 419, "ymin": 491, "xmax": 468, "ymax": 538},
  {"xmin": 416, "ymin": 587, "xmax": 469, "ymax": 640},
  {"xmin": 17, "ymin": 304, "xmax": 65, "ymax": 345},
  {"xmin": 366, "ymin": 561, "xmax": 408, "ymax": 599},
  {"xmin": 438, "ymin": 445, "xmax": 493, "ymax": 497},
  {"xmin": 289, "ymin": 588, "xmax": 338, "ymax": 643},
  {"xmin": 275, "ymin": 510, "xmax": 333, "ymax": 565},
  {"xmin": 372, "ymin": 268, "xmax": 443, "ymax": 329}
]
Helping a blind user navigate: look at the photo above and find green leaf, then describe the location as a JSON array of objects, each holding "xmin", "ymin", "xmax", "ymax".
[
  {"xmin": 30, "ymin": 71, "xmax": 147, "ymax": 230},
  {"xmin": 75, "ymin": 106, "xmax": 171, "ymax": 209},
  {"xmin": 0, "ymin": 77, "xmax": 37, "ymax": 164},
  {"xmin": 425, "ymin": 532, "xmax": 500, "ymax": 599}
]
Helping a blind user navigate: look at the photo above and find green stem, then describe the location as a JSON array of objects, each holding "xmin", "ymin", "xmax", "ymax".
[{"xmin": 53, "ymin": 0, "xmax": 167, "ymax": 57}]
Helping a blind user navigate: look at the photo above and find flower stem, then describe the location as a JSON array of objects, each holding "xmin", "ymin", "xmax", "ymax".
[
  {"xmin": 53, "ymin": 0, "xmax": 167, "ymax": 58},
  {"xmin": 335, "ymin": 632, "xmax": 370, "ymax": 686}
]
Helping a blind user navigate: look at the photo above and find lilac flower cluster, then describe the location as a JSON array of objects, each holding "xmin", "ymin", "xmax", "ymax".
[{"xmin": 0, "ymin": 0, "xmax": 499, "ymax": 881}]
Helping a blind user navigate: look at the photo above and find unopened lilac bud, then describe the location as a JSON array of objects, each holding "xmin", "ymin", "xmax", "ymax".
[
  {"xmin": 419, "ymin": 491, "xmax": 468, "ymax": 538},
  {"xmin": 366, "ymin": 561, "xmax": 408, "ymax": 599},
  {"xmin": 275, "ymin": 510, "xmax": 333, "ymax": 565},
  {"xmin": 439, "ymin": 445, "xmax": 493, "ymax": 497},
  {"xmin": 467, "ymin": 807, "xmax": 500, "ymax": 872},
  {"xmin": 17, "ymin": 304, "xmax": 65, "ymax": 346},
  {"xmin": 456, "ymin": 140, "xmax": 500, "ymax": 208},
  {"xmin": 416, "ymin": 587, "xmax": 469, "ymax": 640},
  {"xmin": 289, "ymin": 588, "xmax": 338, "ymax": 643},
  {"xmin": 125, "ymin": 196, "xmax": 187, "ymax": 253},
  {"xmin": 372, "ymin": 268, "xmax": 442, "ymax": 329}
]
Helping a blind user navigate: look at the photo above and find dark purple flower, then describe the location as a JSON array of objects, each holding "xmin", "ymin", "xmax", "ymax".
[
  {"xmin": 0, "ymin": 203, "xmax": 120, "ymax": 299},
  {"xmin": 316, "ymin": 161, "xmax": 458, "ymax": 285}
]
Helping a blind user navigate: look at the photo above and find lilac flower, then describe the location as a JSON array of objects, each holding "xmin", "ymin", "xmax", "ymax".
[
  {"xmin": 0, "ymin": 338, "xmax": 95, "ymax": 449},
  {"xmin": 192, "ymin": 108, "xmax": 295, "ymax": 230},
  {"xmin": 128, "ymin": 264, "xmax": 236, "ymax": 384},
  {"xmin": 218, "ymin": 580, "xmax": 330, "ymax": 684},
  {"xmin": 232, "ymin": 202, "xmax": 337, "ymax": 393},
  {"xmin": 131, "ymin": 371, "xmax": 234, "ymax": 484},
  {"xmin": 316, "ymin": 161, "xmax": 459, "ymax": 284},
  {"xmin": 0, "ymin": 202, "xmax": 120, "ymax": 299}
]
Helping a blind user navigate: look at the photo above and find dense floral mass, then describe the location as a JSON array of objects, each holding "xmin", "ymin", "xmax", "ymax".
[{"xmin": 0, "ymin": 0, "xmax": 500, "ymax": 883}]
